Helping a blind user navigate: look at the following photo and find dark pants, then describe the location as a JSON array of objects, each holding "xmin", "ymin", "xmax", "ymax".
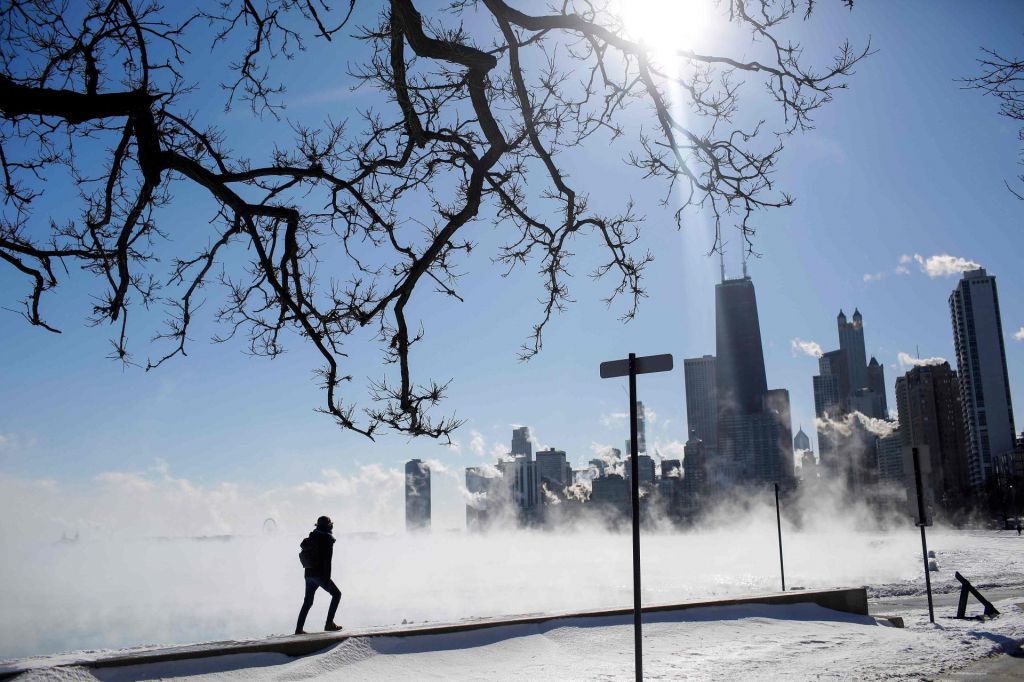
[{"xmin": 296, "ymin": 576, "xmax": 341, "ymax": 631}]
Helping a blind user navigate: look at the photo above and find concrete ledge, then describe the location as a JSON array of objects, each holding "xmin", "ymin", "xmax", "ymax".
[{"xmin": 0, "ymin": 587, "xmax": 867, "ymax": 679}]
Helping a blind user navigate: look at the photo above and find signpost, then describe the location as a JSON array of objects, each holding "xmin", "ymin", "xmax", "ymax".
[
  {"xmin": 599, "ymin": 352, "xmax": 673, "ymax": 682},
  {"xmin": 774, "ymin": 482, "xmax": 786, "ymax": 592},
  {"xmin": 911, "ymin": 447, "xmax": 935, "ymax": 624}
]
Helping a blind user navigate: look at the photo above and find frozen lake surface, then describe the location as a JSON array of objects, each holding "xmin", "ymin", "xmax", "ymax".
[{"xmin": 2, "ymin": 527, "xmax": 1023, "ymax": 662}]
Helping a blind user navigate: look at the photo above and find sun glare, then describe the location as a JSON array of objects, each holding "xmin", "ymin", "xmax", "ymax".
[{"xmin": 618, "ymin": 0, "xmax": 714, "ymax": 57}]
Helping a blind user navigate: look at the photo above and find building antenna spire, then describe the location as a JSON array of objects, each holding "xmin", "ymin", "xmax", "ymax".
[
  {"xmin": 741, "ymin": 245, "xmax": 749, "ymax": 279},
  {"xmin": 719, "ymin": 244, "xmax": 726, "ymax": 283}
]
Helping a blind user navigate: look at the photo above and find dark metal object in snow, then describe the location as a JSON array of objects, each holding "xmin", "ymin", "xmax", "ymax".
[
  {"xmin": 911, "ymin": 447, "xmax": 934, "ymax": 623},
  {"xmin": 954, "ymin": 572, "xmax": 1000, "ymax": 619},
  {"xmin": 600, "ymin": 352, "xmax": 673, "ymax": 682},
  {"xmin": 775, "ymin": 483, "xmax": 786, "ymax": 592}
]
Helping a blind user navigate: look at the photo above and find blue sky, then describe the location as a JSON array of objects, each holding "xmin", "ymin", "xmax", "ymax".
[{"xmin": 1, "ymin": 1, "xmax": 1022, "ymax": 531}]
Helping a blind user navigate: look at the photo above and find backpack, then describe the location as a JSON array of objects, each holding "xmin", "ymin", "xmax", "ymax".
[{"xmin": 298, "ymin": 535, "xmax": 319, "ymax": 569}]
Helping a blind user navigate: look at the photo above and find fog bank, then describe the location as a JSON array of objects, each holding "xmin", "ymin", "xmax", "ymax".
[{"xmin": 0, "ymin": 521, "xmax": 936, "ymax": 660}]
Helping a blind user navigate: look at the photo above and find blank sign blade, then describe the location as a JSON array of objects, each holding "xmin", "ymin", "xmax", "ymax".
[
  {"xmin": 599, "ymin": 353, "xmax": 673, "ymax": 378},
  {"xmin": 599, "ymin": 358, "xmax": 630, "ymax": 378},
  {"xmin": 636, "ymin": 353, "xmax": 673, "ymax": 374}
]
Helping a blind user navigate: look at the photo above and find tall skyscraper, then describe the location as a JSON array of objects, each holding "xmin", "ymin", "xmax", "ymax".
[
  {"xmin": 837, "ymin": 309, "xmax": 868, "ymax": 393},
  {"xmin": 498, "ymin": 456, "xmax": 540, "ymax": 522},
  {"xmin": 636, "ymin": 400, "xmax": 647, "ymax": 454},
  {"xmin": 762, "ymin": 389, "xmax": 796, "ymax": 482},
  {"xmin": 684, "ymin": 355, "xmax": 718, "ymax": 452},
  {"xmin": 405, "ymin": 459, "xmax": 431, "ymax": 531},
  {"xmin": 875, "ymin": 429, "xmax": 904, "ymax": 483},
  {"xmin": 818, "ymin": 348, "xmax": 851, "ymax": 407},
  {"xmin": 794, "ymin": 426, "xmax": 811, "ymax": 453},
  {"xmin": 812, "ymin": 374, "xmax": 841, "ymax": 419},
  {"xmin": 465, "ymin": 466, "xmax": 501, "ymax": 531},
  {"xmin": 511, "ymin": 426, "xmax": 533, "ymax": 460},
  {"xmin": 950, "ymin": 268, "xmax": 1017, "ymax": 490},
  {"xmin": 624, "ymin": 399, "xmax": 649, "ymax": 457},
  {"xmin": 590, "ymin": 474, "xmax": 630, "ymax": 515},
  {"xmin": 536, "ymin": 448, "xmax": 571, "ymax": 489},
  {"xmin": 715, "ymin": 277, "xmax": 768, "ymax": 416},
  {"xmin": 682, "ymin": 429, "xmax": 708, "ymax": 500},
  {"xmin": 715, "ymin": 275, "xmax": 792, "ymax": 486},
  {"xmin": 867, "ymin": 357, "xmax": 888, "ymax": 417},
  {"xmin": 624, "ymin": 454, "xmax": 656, "ymax": 487},
  {"xmin": 895, "ymin": 361, "xmax": 970, "ymax": 510},
  {"xmin": 813, "ymin": 350, "xmax": 847, "ymax": 469},
  {"xmin": 657, "ymin": 459, "xmax": 682, "ymax": 517},
  {"xmin": 813, "ymin": 310, "xmax": 889, "ymax": 475}
]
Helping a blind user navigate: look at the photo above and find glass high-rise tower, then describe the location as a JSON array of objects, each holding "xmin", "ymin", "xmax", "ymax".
[
  {"xmin": 950, "ymin": 268, "xmax": 1016, "ymax": 491},
  {"xmin": 405, "ymin": 459, "xmax": 431, "ymax": 531},
  {"xmin": 714, "ymin": 275, "xmax": 792, "ymax": 486},
  {"xmin": 684, "ymin": 354, "xmax": 718, "ymax": 452},
  {"xmin": 837, "ymin": 309, "xmax": 868, "ymax": 393},
  {"xmin": 511, "ymin": 426, "xmax": 532, "ymax": 460},
  {"xmin": 715, "ymin": 277, "xmax": 767, "ymax": 417}
]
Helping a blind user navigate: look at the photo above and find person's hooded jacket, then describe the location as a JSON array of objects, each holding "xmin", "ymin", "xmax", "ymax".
[{"xmin": 304, "ymin": 527, "xmax": 335, "ymax": 580}]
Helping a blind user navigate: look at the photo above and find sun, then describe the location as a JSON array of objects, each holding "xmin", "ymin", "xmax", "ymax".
[{"xmin": 617, "ymin": 0, "xmax": 714, "ymax": 57}]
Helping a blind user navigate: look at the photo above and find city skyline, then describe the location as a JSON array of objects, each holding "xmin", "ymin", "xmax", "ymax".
[
  {"xmin": 2, "ymin": 259, "xmax": 1021, "ymax": 532},
  {"xmin": 445, "ymin": 266, "xmax": 1020, "ymax": 532}
]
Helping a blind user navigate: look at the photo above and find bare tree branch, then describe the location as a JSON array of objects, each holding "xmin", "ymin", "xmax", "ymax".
[
  {"xmin": 963, "ymin": 46, "xmax": 1024, "ymax": 200},
  {"xmin": 0, "ymin": 0, "xmax": 867, "ymax": 441}
]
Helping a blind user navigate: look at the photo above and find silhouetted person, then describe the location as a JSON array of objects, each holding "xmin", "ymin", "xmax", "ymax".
[
  {"xmin": 1017, "ymin": 521, "xmax": 1021, "ymax": 536},
  {"xmin": 295, "ymin": 515, "xmax": 342, "ymax": 634}
]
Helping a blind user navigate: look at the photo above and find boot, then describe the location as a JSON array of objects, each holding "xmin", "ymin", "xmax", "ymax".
[{"xmin": 324, "ymin": 622, "xmax": 342, "ymax": 632}]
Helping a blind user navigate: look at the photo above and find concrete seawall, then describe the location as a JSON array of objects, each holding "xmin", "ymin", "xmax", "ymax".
[{"xmin": 0, "ymin": 587, "xmax": 868, "ymax": 679}]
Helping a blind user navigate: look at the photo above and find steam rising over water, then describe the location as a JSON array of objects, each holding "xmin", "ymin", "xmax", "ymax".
[{"xmin": 0, "ymin": 520, "xmax": 944, "ymax": 660}]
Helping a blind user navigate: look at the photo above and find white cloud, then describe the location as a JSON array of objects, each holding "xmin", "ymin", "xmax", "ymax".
[
  {"xmin": 599, "ymin": 412, "xmax": 628, "ymax": 428},
  {"xmin": 816, "ymin": 411, "xmax": 898, "ymax": 440},
  {"xmin": 422, "ymin": 458, "xmax": 450, "ymax": 475},
  {"xmin": 587, "ymin": 443, "xmax": 624, "ymax": 473},
  {"xmin": 94, "ymin": 471, "xmax": 156, "ymax": 493},
  {"xmin": 0, "ymin": 459, "xmax": 415, "ymax": 547},
  {"xmin": 790, "ymin": 338, "xmax": 824, "ymax": 358},
  {"xmin": 894, "ymin": 265, "xmax": 911, "ymax": 275},
  {"xmin": 899, "ymin": 253, "xmax": 980, "ymax": 278},
  {"xmin": 1014, "ymin": 327, "xmax": 1024, "ymax": 342},
  {"xmin": 897, "ymin": 352, "xmax": 947, "ymax": 370},
  {"xmin": 601, "ymin": 408, "xmax": 656, "ymax": 427},
  {"xmin": 467, "ymin": 429, "xmax": 516, "ymax": 461},
  {"xmin": 650, "ymin": 440, "xmax": 687, "ymax": 462},
  {"xmin": 298, "ymin": 464, "xmax": 404, "ymax": 499},
  {"xmin": 0, "ymin": 432, "xmax": 36, "ymax": 452},
  {"xmin": 469, "ymin": 430, "xmax": 486, "ymax": 457},
  {"xmin": 863, "ymin": 272, "xmax": 885, "ymax": 283}
]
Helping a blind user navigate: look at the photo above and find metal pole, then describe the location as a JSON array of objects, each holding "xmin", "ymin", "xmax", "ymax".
[
  {"xmin": 775, "ymin": 482, "xmax": 785, "ymax": 592},
  {"xmin": 628, "ymin": 352, "xmax": 643, "ymax": 681},
  {"xmin": 911, "ymin": 447, "xmax": 934, "ymax": 623}
]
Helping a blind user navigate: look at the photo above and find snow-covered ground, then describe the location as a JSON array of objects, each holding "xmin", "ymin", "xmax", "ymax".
[
  {"xmin": 867, "ymin": 530, "xmax": 1024, "ymax": 598},
  {"xmin": 8, "ymin": 600, "xmax": 1024, "ymax": 681},
  {"xmin": 3, "ymin": 528, "xmax": 1023, "ymax": 679}
]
